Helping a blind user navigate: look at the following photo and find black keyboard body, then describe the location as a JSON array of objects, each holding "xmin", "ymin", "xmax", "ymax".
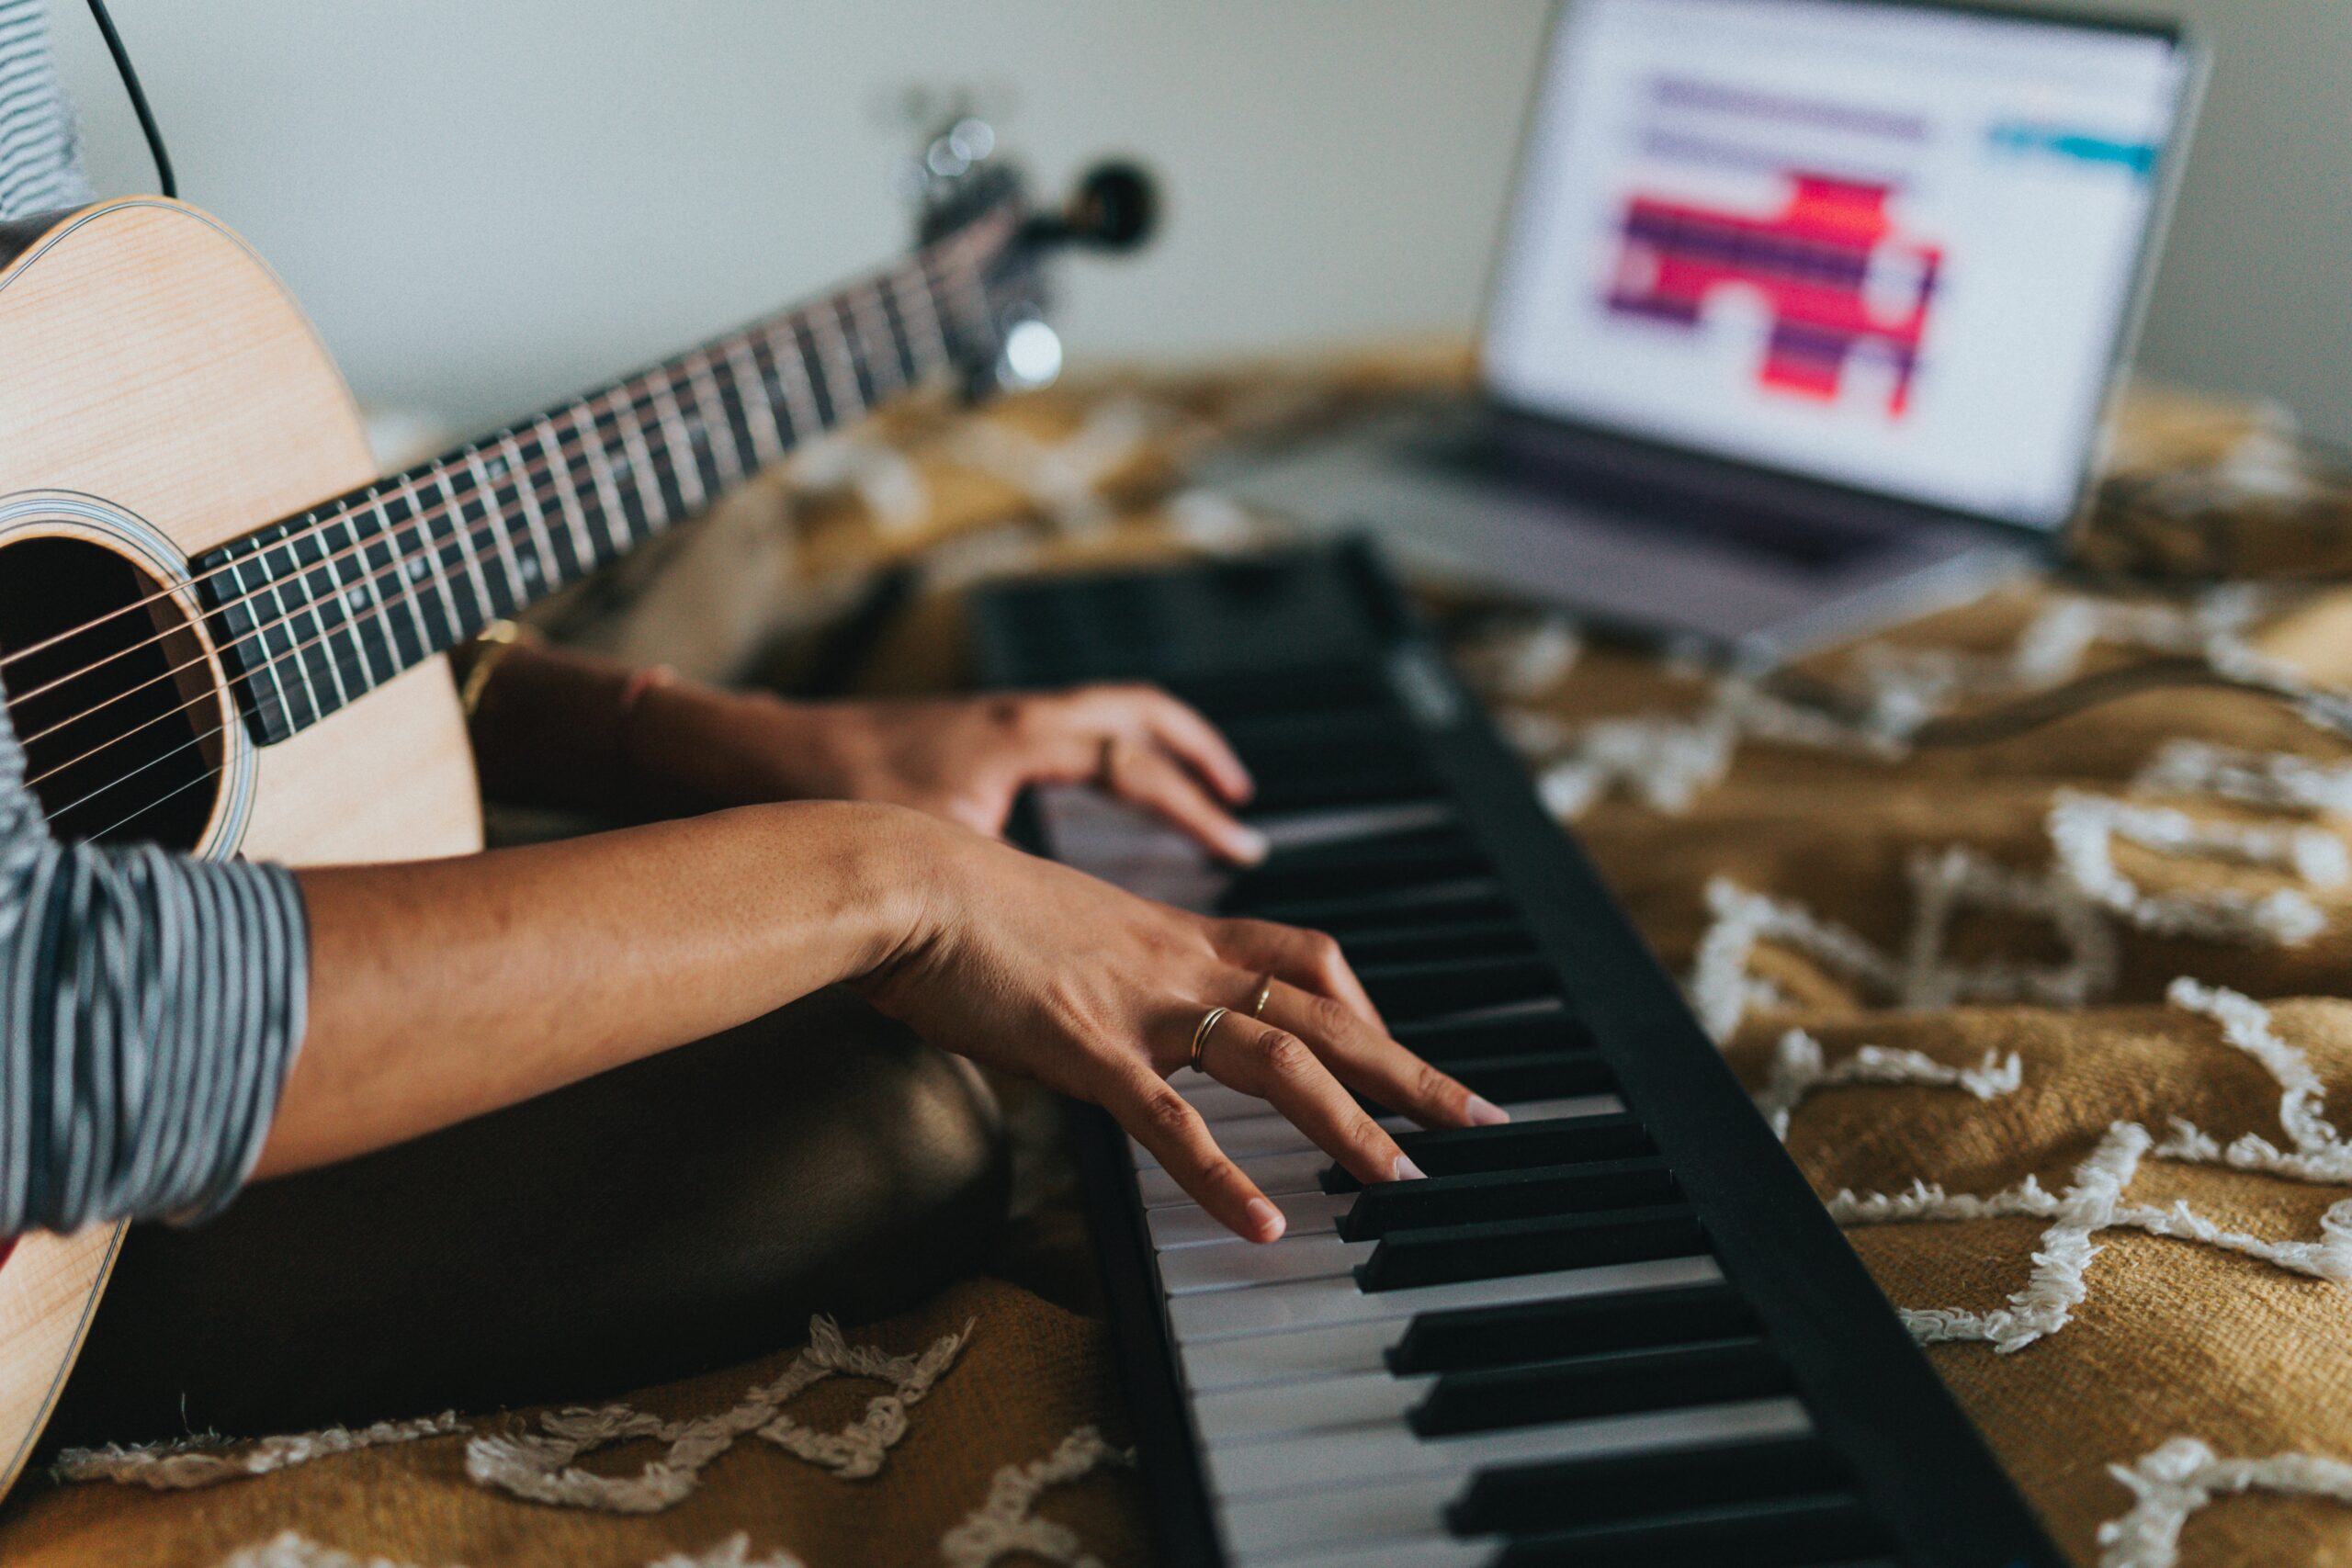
[{"xmin": 969, "ymin": 540, "xmax": 2059, "ymax": 1568}]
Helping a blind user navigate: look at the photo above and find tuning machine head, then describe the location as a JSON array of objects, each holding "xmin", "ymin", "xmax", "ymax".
[{"xmin": 1027, "ymin": 162, "xmax": 1159, "ymax": 254}]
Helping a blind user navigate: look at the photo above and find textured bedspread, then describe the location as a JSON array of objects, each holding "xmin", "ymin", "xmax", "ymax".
[{"xmin": 6, "ymin": 355, "xmax": 2352, "ymax": 1567}]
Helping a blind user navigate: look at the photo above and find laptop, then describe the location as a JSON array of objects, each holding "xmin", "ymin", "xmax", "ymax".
[{"xmin": 1208, "ymin": 0, "xmax": 2205, "ymax": 662}]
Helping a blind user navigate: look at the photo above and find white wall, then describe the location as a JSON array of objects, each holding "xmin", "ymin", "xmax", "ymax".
[{"xmin": 43, "ymin": 2, "xmax": 2352, "ymax": 441}]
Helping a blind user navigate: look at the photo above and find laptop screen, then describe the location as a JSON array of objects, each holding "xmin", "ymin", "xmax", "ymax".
[{"xmin": 1481, "ymin": 0, "xmax": 2192, "ymax": 530}]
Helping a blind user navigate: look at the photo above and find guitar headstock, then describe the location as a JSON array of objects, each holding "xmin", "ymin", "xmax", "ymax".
[{"xmin": 911, "ymin": 116, "xmax": 1158, "ymax": 398}]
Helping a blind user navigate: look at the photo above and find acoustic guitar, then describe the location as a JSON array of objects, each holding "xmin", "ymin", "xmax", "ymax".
[{"xmin": 0, "ymin": 142, "xmax": 1151, "ymax": 1493}]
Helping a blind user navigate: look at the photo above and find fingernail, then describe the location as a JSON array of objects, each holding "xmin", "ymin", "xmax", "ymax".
[
  {"xmin": 1229, "ymin": 825, "xmax": 1270, "ymax": 864},
  {"xmin": 1245, "ymin": 1198, "xmax": 1286, "ymax": 1241},
  {"xmin": 1392, "ymin": 1155, "xmax": 1428, "ymax": 1181},
  {"xmin": 1464, "ymin": 1094, "xmax": 1510, "ymax": 1126}
]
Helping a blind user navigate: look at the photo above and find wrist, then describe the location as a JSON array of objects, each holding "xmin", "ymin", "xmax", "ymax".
[{"xmin": 757, "ymin": 797, "xmax": 950, "ymax": 987}]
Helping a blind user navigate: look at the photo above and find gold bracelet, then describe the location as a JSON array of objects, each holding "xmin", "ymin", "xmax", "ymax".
[{"xmin": 457, "ymin": 619, "xmax": 535, "ymax": 720}]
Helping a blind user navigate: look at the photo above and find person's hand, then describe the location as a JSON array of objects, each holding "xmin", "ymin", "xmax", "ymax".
[
  {"xmin": 642, "ymin": 683, "xmax": 1267, "ymax": 863},
  {"xmin": 857, "ymin": 815, "xmax": 1509, "ymax": 1243}
]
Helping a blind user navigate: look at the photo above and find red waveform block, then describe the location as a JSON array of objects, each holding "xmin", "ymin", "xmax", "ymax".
[{"xmin": 1606, "ymin": 173, "xmax": 1942, "ymax": 417}]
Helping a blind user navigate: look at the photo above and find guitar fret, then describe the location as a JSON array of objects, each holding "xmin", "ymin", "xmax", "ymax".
[
  {"xmin": 848, "ymin": 281, "xmax": 905, "ymax": 400},
  {"xmin": 464, "ymin": 446, "xmax": 533, "ymax": 608},
  {"xmin": 604, "ymin": 399, "xmax": 667, "ymax": 537},
  {"xmin": 367, "ymin": 485, "xmax": 433, "ymax": 669},
  {"xmin": 803, "ymin": 309, "xmax": 861, "ymax": 425},
  {"xmin": 723, "ymin": 336, "xmax": 786, "ymax": 466},
  {"xmin": 644, "ymin": 373, "xmax": 708, "ymax": 513},
  {"xmin": 762, "ymin": 324, "xmax": 826, "ymax": 446},
  {"xmin": 682, "ymin": 351, "xmax": 748, "ymax": 486},
  {"xmin": 322, "ymin": 510, "xmax": 392, "ymax": 690},
  {"xmin": 533, "ymin": 413, "xmax": 600, "ymax": 570},
  {"xmin": 395, "ymin": 476, "xmax": 463, "ymax": 647},
  {"xmin": 568, "ymin": 400, "xmax": 637, "ymax": 558},
  {"xmin": 425, "ymin": 466, "xmax": 494, "ymax": 631},
  {"xmin": 496, "ymin": 430, "xmax": 560, "ymax": 597},
  {"xmin": 287, "ymin": 520, "xmax": 355, "ymax": 713},
  {"xmin": 891, "ymin": 263, "xmax": 952, "ymax": 379}
]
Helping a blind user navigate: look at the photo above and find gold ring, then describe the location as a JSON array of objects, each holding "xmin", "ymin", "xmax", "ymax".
[
  {"xmin": 1189, "ymin": 1006, "xmax": 1230, "ymax": 1075},
  {"xmin": 1250, "ymin": 976, "xmax": 1275, "ymax": 1018}
]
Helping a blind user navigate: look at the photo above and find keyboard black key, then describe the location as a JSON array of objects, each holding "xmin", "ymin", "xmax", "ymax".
[
  {"xmin": 1356, "ymin": 954, "xmax": 1558, "ymax": 1022},
  {"xmin": 1354, "ymin": 1051, "xmax": 1615, "ymax": 1119},
  {"xmin": 1408, "ymin": 1336, "xmax": 1790, "ymax": 1436},
  {"xmin": 1334, "ymin": 916, "xmax": 1537, "ymax": 966},
  {"xmin": 1324, "ymin": 1112, "xmax": 1653, "ymax": 1192},
  {"xmin": 1338, "ymin": 1156, "xmax": 1675, "ymax": 1240},
  {"xmin": 1240, "ymin": 745, "xmax": 1442, "ymax": 814},
  {"xmin": 1245, "ymin": 877, "xmax": 1511, "ymax": 933},
  {"xmin": 1355, "ymin": 1202, "xmax": 1705, "ymax": 1291},
  {"xmin": 1389, "ymin": 1280, "xmax": 1758, "ymax": 1374},
  {"xmin": 1447, "ymin": 1432, "xmax": 1847, "ymax": 1537},
  {"xmin": 1497, "ymin": 1492, "xmax": 1889, "ymax": 1568},
  {"xmin": 1163, "ymin": 663, "xmax": 1388, "ymax": 722},
  {"xmin": 1391, "ymin": 1006, "xmax": 1598, "ymax": 1062}
]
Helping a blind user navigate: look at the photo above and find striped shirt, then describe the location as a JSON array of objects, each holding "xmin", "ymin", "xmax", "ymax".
[{"xmin": 1, "ymin": 0, "xmax": 309, "ymax": 1235}]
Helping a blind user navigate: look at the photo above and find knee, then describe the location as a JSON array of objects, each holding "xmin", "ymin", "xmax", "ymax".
[{"xmin": 626, "ymin": 987, "xmax": 1013, "ymax": 1331}]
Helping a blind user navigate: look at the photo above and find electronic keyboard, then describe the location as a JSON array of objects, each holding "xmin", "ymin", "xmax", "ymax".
[{"xmin": 970, "ymin": 541, "xmax": 2060, "ymax": 1568}]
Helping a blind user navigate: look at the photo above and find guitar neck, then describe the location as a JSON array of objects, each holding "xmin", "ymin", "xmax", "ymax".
[{"xmin": 194, "ymin": 212, "xmax": 1008, "ymax": 746}]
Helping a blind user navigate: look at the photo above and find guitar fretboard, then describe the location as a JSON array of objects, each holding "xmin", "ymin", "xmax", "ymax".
[{"xmin": 196, "ymin": 213, "xmax": 1007, "ymax": 744}]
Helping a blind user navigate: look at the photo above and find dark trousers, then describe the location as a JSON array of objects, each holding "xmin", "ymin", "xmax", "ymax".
[{"xmin": 40, "ymin": 988, "xmax": 1009, "ymax": 1448}]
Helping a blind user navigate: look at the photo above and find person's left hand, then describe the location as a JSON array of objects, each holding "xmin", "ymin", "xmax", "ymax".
[{"xmin": 639, "ymin": 683, "xmax": 1268, "ymax": 863}]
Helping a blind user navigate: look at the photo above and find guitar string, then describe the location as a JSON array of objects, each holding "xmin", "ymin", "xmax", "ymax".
[
  {"xmin": 0, "ymin": 230, "xmax": 1001, "ymax": 728},
  {"xmin": 20, "ymin": 258, "xmax": 1001, "ymax": 826},
  {"xmin": 6, "ymin": 249, "xmax": 993, "ymax": 758},
  {"xmin": 0, "ymin": 213, "xmax": 1009, "ymax": 691},
  {"xmin": 2, "ymin": 240, "xmax": 1000, "ymax": 754},
  {"xmin": 20, "ymin": 258, "xmax": 1011, "ymax": 832},
  {"xmin": 0, "ymin": 214, "xmax": 1008, "ymax": 686}
]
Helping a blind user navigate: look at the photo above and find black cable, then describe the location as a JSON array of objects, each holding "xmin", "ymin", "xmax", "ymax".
[{"xmin": 82, "ymin": 0, "xmax": 175, "ymax": 198}]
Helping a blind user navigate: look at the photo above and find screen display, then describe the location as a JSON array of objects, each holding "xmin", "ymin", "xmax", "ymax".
[{"xmin": 1482, "ymin": 0, "xmax": 2190, "ymax": 528}]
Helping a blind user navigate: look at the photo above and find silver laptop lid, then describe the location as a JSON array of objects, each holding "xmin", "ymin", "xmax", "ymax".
[{"xmin": 1480, "ymin": 0, "xmax": 2199, "ymax": 532}]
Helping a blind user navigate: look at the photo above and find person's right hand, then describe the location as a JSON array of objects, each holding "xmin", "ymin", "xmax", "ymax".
[{"xmin": 855, "ymin": 814, "xmax": 1508, "ymax": 1244}]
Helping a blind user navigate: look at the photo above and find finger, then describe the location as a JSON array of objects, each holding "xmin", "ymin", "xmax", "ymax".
[
  {"xmin": 1206, "ymin": 1014, "xmax": 1422, "ymax": 1188},
  {"xmin": 1212, "ymin": 917, "xmax": 1384, "ymax": 1029},
  {"xmin": 1261, "ymin": 979, "xmax": 1507, "ymax": 1130},
  {"xmin": 1129, "ymin": 688, "xmax": 1255, "ymax": 805},
  {"xmin": 1108, "ymin": 744, "xmax": 1269, "ymax": 865},
  {"xmin": 1110, "ymin": 1068, "xmax": 1288, "ymax": 1243},
  {"xmin": 1064, "ymin": 684, "xmax": 1254, "ymax": 804}
]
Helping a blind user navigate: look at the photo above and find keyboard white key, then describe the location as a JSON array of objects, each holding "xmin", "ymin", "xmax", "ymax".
[
  {"xmin": 1180, "ymin": 1318, "xmax": 1401, "ymax": 1393},
  {"xmin": 1194, "ymin": 1367, "xmax": 1432, "ymax": 1441},
  {"xmin": 1204, "ymin": 1395, "xmax": 1811, "ymax": 1499},
  {"xmin": 1136, "ymin": 1148, "xmax": 1329, "ymax": 1208},
  {"xmin": 1159, "ymin": 1233, "xmax": 1375, "ymax": 1294},
  {"xmin": 1150, "ymin": 1190, "xmax": 1353, "ymax": 1249},
  {"xmin": 1169, "ymin": 1254, "xmax": 1722, "ymax": 1342},
  {"xmin": 1238, "ymin": 1532, "xmax": 1494, "ymax": 1568},
  {"xmin": 1134, "ymin": 1095, "xmax": 1624, "ymax": 1168},
  {"xmin": 1219, "ymin": 1472, "xmax": 1464, "ymax": 1562}
]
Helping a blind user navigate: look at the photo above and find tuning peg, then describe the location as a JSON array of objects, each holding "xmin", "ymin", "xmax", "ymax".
[{"xmin": 1029, "ymin": 162, "xmax": 1159, "ymax": 253}]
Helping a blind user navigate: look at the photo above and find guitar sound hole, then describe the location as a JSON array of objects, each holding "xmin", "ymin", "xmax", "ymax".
[{"xmin": 0, "ymin": 536, "xmax": 223, "ymax": 849}]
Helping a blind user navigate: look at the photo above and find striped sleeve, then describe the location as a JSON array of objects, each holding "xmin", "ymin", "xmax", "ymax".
[
  {"xmin": 0, "ymin": 0, "xmax": 91, "ymax": 221},
  {"xmin": 0, "ymin": 701, "xmax": 312, "ymax": 1236}
]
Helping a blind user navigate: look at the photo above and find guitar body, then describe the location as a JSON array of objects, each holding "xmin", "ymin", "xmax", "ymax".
[{"xmin": 0, "ymin": 198, "xmax": 482, "ymax": 1492}]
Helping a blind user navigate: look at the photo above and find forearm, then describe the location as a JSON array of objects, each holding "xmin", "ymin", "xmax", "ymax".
[
  {"xmin": 459, "ymin": 638, "xmax": 822, "ymax": 821},
  {"xmin": 257, "ymin": 799, "xmax": 922, "ymax": 1179},
  {"xmin": 458, "ymin": 637, "xmax": 643, "ymax": 815}
]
